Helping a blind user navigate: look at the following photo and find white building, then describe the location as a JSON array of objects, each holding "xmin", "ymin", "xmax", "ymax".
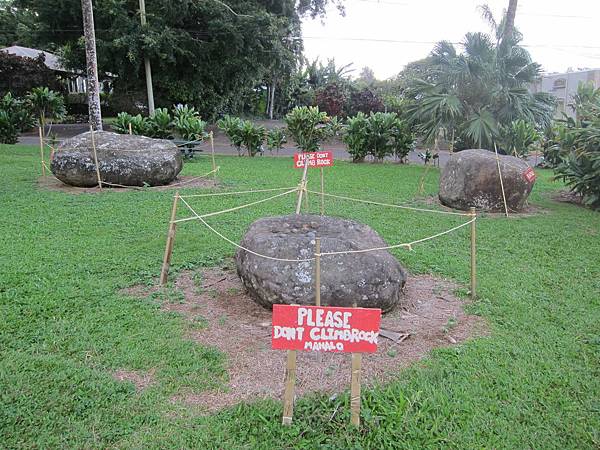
[{"xmin": 530, "ymin": 69, "xmax": 600, "ymax": 118}]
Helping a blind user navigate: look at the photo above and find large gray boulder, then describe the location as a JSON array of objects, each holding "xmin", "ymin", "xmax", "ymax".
[
  {"xmin": 235, "ymin": 214, "xmax": 407, "ymax": 312},
  {"xmin": 439, "ymin": 149, "xmax": 536, "ymax": 211},
  {"xmin": 50, "ymin": 131, "xmax": 183, "ymax": 187}
]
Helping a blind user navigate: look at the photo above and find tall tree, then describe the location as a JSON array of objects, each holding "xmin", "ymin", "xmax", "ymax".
[
  {"xmin": 80, "ymin": 0, "xmax": 102, "ymax": 130},
  {"xmin": 502, "ymin": 0, "xmax": 518, "ymax": 48},
  {"xmin": 404, "ymin": 30, "xmax": 555, "ymax": 150},
  {"xmin": 15, "ymin": 0, "xmax": 345, "ymax": 117}
]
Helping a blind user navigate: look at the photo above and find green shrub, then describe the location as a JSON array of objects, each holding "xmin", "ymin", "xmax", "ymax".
[
  {"xmin": 148, "ymin": 108, "xmax": 173, "ymax": 139},
  {"xmin": 550, "ymin": 82, "xmax": 600, "ymax": 209},
  {"xmin": 25, "ymin": 87, "xmax": 66, "ymax": 127},
  {"xmin": 172, "ymin": 104, "xmax": 200, "ymax": 121},
  {"xmin": 217, "ymin": 115, "xmax": 244, "ymax": 155},
  {"xmin": 344, "ymin": 112, "xmax": 369, "ymax": 162},
  {"xmin": 238, "ymin": 120, "xmax": 266, "ymax": 157},
  {"xmin": 112, "ymin": 112, "xmax": 151, "ymax": 136},
  {"xmin": 343, "ymin": 112, "xmax": 414, "ymax": 163},
  {"xmin": 500, "ymin": 119, "xmax": 540, "ymax": 158},
  {"xmin": 266, "ymin": 128, "xmax": 287, "ymax": 154},
  {"xmin": 173, "ymin": 115, "xmax": 207, "ymax": 142},
  {"xmin": 285, "ymin": 106, "xmax": 332, "ymax": 153},
  {"xmin": 0, "ymin": 92, "xmax": 34, "ymax": 144}
]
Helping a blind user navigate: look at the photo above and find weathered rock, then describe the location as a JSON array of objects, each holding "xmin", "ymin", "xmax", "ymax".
[
  {"xmin": 439, "ymin": 149, "xmax": 536, "ymax": 211},
  {"xmin": 50, "ymin": 131, "xmax": 183, "ymax": 187},
  {"xmin": 235, "ymin": 214, "xmax": 407, "ymax": 312}
]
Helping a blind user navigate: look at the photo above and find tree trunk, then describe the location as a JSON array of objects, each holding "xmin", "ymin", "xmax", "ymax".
[
  {"xmin": 81, "ymin": 0, "xmax": 103, "ymax": 130},
  {"xmin": 502, "ymin": 0, "xmax": 518, "ymax": 47},
  {"xmin": 268, "ymin": 77, "xmax": 276, "ymax": 120},
  {"xmin": 265, "ymin": 85, "xmax": 271, "ymax": 116}
]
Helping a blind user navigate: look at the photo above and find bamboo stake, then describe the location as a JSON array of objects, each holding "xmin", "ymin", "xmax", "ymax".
[
  {"xmin": 281, "ymin": 348, "xmax": 297, "ymax": 425},
  {"xmin": 38, "ymin": 126, "xmax": 46, "ymax": 177},
  {"xmin": 159, "ymin": 192, "xmax": 180, "ymax": 286},
  {"xmin": 350, "ymin": 353, "xmax": 362, "ymax": 427},
  {"xmin": 210, "ymin": 131, "xmax": 217, "ymax": 180},
  {"xmin": 320, "ymin": 167, "xmax": 325, "ymax": 215},
  {"xmin": 470, "ymin": 207, "xmax": 477, "ymax": 300},
  {"xmin": 295, "ymin": 157, "xmax": 309, "ymax": 214},
  {"xmin": 128, "ymin": 122, "xmax": 133, "ymax": 135},
  {"xmin": 493, "ymin": 144, "xmax": 509, "ymax": 218},
  {"xmin": 315, "ymin": 238, "xmax": 321, "ymax": 307},
  {"xmin": 89, "ymin": 125, "xmax": 103, "ymax": 189},
  {"xmin": 350, "ymin": 296, "xmax": 361, "ymax": 427}
]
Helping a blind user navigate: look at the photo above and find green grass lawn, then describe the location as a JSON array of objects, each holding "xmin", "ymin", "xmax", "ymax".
[{"xmin": 1, "ymin": 144, "xmax": 599, "ymax": 449}]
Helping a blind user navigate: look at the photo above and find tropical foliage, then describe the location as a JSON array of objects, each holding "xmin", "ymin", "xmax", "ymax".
[
  {"xmin": 344, "ymin": 112, "xmax": 414, "ymax": 162},
  {"xmin": 266, "ymin": 128, "xmax": 287, "ymax": 154},
  {"xmin": 26, "ymin": 87, "xmax": 65, "ymax": 128},
  {"xmin": 284, "ymin": 106, "xmax": 333, "ymax": 152},
  {"xmin": 0, "ymin": 92, "xmax": 34, "ymax": 143},
  {"xmin": 403, "ymin": 12, "xmax": 555, "ymax": 150},
  {"xmin": 112, "ymin": 104, "xmax": 207, "ymax": 142},
  {"xmin": 500, "ymin": 119, "xmax": 540, "ymax": 157},
  {"xmin": 546, "ymin": 82, "xmax": 600, "ymax": 209},
  {"xmin": 11, "ymin": 0, "xmax": 344, "ymax": 117},
  {"xmin": 217, "ymin": 116, "xmax": 266, "ymax": 157}
]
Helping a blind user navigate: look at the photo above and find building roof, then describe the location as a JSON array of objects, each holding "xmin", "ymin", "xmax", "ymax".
[{"xmin": 0, "ymin": 45, "xmax": 65, "ymax": 71}]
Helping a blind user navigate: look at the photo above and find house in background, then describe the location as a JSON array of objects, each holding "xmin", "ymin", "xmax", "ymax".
[
  {"xmin": 1, "ymin": 45, "xmax": 112, "ymax": 94},
  {"xmin": 530, "ymin": 68, "xmax": 600, "ymax": 119}
]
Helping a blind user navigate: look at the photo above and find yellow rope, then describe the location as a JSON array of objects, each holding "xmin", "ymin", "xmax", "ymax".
[
  {"xmin": 178, "ymin": 194, "xmax": 476, "ymax": 261},
  {"xmin": 178, "ymin": 196, "xmax": 316, "ymax": 262},
  {"xmin": 173, "ymin": 188, "xmax": 298, "ymax": 223},
  {"xmin": 179, "ymin": 186, "xmax": 298, "ymax": 199},
  {"xmin": 305, "ymin": 189, "xmax": 471, "ymax": 216}
]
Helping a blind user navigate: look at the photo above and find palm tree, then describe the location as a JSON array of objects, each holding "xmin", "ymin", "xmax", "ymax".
[
  {"xmin": 405, "ymin": 10, "xmax": 555, "ymax": 151},
  {"xmin": 26, "ymin": 87, "xmax": 66, "ymax": 134}
]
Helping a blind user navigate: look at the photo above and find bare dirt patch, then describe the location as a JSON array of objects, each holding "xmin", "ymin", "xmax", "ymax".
[
  {"xmin": 113, "ymin": 368, "xmax": 156, "ymax": 392},
  {"xmin": 126, "ymin": 265, "xmax": 485, "ymax": 413},
  {"xmin": 37, "ymin": 174, "xmax": 217, "ymax": 194}
]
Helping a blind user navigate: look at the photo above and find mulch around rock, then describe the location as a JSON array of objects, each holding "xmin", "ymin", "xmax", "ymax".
[
  {"xmin": 37, "ymin": 174, "xmax": 217, "ymax": 193},
  {"xmin": 124, "ymin": 265, "xmax": 486, "ymax": 413}
]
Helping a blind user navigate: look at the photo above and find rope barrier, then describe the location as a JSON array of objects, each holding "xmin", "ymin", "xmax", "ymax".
[
  {"xmin": 173, "ymin": 188, "xmax": 298, "ymax": 223},
  {"xmin": 305, "ymin": 189, "xmax": 471, "ymax": 216},
  {"xmin": 166, "ymin": 167, "xmax": 220, "ymax": 188},
  {"xmin": 317, "ymin": 217, "xmax": 476, "ymax": 256},
  {"xmin": 178, "ymin": 196, "xmax": 316, "ymax": 262},
  {"xmin": 178, "ymin": 186, "xmax": 298, "ymax": 199},
  {"xmin": 178, "ymin": 192, "xmax": 476, "ymax": 261}
]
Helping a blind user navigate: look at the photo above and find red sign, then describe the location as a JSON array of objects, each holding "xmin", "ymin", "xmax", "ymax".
[
  {"xmin": 294, "ymin": 151, "xmax": 334, "ymax": 169},
  {"xmin": 523, "ymin": 167, "xmax": 536, "ymax": 183},
  {"xmin": 272, "ymin": 304, "xmax": 381, "ymax": 353}
]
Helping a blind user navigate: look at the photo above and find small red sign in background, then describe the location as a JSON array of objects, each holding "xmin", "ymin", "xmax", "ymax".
[
  {"xmin": 294, "ymin": 151, "xmax": 334, "ymax": 169},
  {"xmin": 523, "ymin": 167, "xmax": 536, "ymax": 183},
  {"xmin": 272, "ymin": 304, "xmax": 381, "ymax": 353}
]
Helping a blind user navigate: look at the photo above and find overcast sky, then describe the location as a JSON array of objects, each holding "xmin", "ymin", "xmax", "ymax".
[{"xmin": 301, "ymin": 0, "xmax": 600, "ymax": 79}]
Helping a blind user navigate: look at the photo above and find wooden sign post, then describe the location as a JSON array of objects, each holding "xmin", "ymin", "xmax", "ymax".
[
  {"xmin": 273, "ymin": 304, "xmax": 381, "ymax": 425},
  {"xmin": 293, "ymin": 151, "xmax": 333, "ymax": 215}
]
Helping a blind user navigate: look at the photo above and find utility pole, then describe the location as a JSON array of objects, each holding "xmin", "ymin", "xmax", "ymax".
[
  {"xmin": 139, "ymin": 0, "xmax": 155, "ymax": 115},
  {"xmin": 81, "ymin": 0, "xmax": 103, "ymax": 130}
]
